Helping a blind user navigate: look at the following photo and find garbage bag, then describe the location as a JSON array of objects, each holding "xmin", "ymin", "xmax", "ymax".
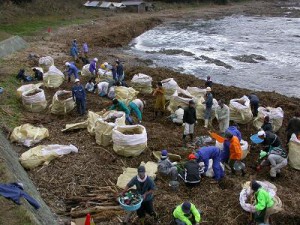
[
  {"xmin": 288, "ymin": 134, "xmax": 300, "ymax": 170},
  {"xmin": 229, "ymin": 96, "xmax": 253, "ymax": 124},
  {"xmin": 161, "ymin": 78, "xmax": 179, "ymax": 100},
  {"xmin": 22, "ymin": 88, "xmax": 47, "ymax": 112},
  {"xmin": 253, "ymin": 107, "xmax": 284, "ymax": 132},
  {"xmin": 50, "ymin": 90, "xmax": 75, "ymax": 115},
  {"xmin": 17, "ymin": 83, "xmax": 43, "ymax": 98},
  {"xmin": 95, "ymin": 110, "xmax": 126, "ymax": 147},
  {"xmin": 114, "ymin": 86, "xmax": 138, "ymax": 105},
  {"xmin": 19, "ymin": 144, "xmax": 78, "ymax": 169},
  {"xmin": 10, "ymin": 124, "xmax": 49, "ymax": 147},
  {"xmin": 131, "ymin": 73, "xmax": 152, "ymax": 94},
  {"xmin": 112, "ymin": 125, "xmax": 147, "ymax": 157},
  {"xmin": 43, "ymin": 65, "xmax": 64, "ymax": 88}
]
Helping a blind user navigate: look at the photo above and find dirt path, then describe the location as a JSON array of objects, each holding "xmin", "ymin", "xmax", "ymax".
[{"xmin": 0, "ymin": 1, "xmax": 300, "ymax": 225}]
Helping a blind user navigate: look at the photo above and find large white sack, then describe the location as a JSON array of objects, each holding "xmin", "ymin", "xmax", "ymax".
[
  {"xmin": 240, "ymin": 181, "xmax": 281, "ymax": 213},
  {"xmin": 19, "ymin": 144, "xmax": 78, "ymax": 169},
  {"xmin": 81, "ymin": 64, "xmax": 90, "ymax": 76},
  {"xmin": 22, "ymin": 88, "xmax": 47, "ymax": 112},
  {"xmin": 253, "ymin": 107, "xmax": 284, "ymax": 132},
  {"xmin": 200, "ymin": 159, "xmax": 224, "ymax": 178},
  {"xmin": 288, "ymin": 134, "xmax": 300, "ymax": 170},
  {"xmin": 230, "ymin": 96, "xmax": 253, "ymax": 124},
  {"xmin": 17, "ymin": 83, "xmax": 43, "ymax": 98},
  {"xmin": 114, "ymin": 86, "xmax": 138, "ymax": 105},
  {"xmin": 161, "ymin": 78, "xmax": 179, "ymax": 100},
  {"xmin": 186, "ymin": 87, "xmax": 207, "ymax": 99},
  {"xmin": 10, "ymin": 124, "xmax": 49, "ymax": 147},
  {"xmin": 216, "ymin": 139, "xmax": 249, "ymax": 160},
  {"xmin": 195, "ymin": 97, "xmax": 219, "ymax": 120},
  {"xmin": 131, "ymin": 73, "xmax": 153, "ymax": 94},
  {"xmin": 167, "ymin": 89, "xmax": 194, "ymax": 113},
  {"xmin": 87, "ymin": 111, "xmax": 102, "ymax": 135},
  {"xmin": 112, "ymin": 125, "xmax": 147, "ymax": 157},
  {"xmin": 39, "ymin": 56, "xmax": 54, "ymax": 70},
  {"xmin": 95, "ymin": 110, "xmax": 126, "ymax": 147},
  {"xmin": 98, "ymin": 68, "xmax": 113, "ymax": 79},
  {"xmin": 43, "ymin": 65, "xmax": 65, "ymax": 88},
  {"xmin": 50, "ymin": 90, "xmax": 75, "ymax": 115}
]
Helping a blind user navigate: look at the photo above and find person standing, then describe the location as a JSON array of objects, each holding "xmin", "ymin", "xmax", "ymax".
[
  {"xmin": 195, "ymin": 146, "xmax": 224, "ymax": 183},
  {"xmin": 109, "ymin": 99, "xmax": 133, "ymax": 125},
  {"xmin": 89, "ymin": 58, "xmax": 98, "ymax": 77},
  {"xmin": 173, "ymin": 202, "xmax": 201, "ymax": 225},
  {"xmin": 157, "ymin": 150, "xmax": 178, "ymax": 181},
  {"xmin": 286, "ymin": 112, "xmax": 300, "ymax": 144},
  {"xmin": 205, "ymin": 76, "xmax": 213, "ymax": 88},
  {"xmin": 116, "ymin": 60, "xmax": 124, "ymax": 82},
  {"xmin": 215, "ymin": 99, "xmax": 230, "ymax": 134},
  {"xmin": 129, "ymin": 99, "xmax": 145, "ymax": 124},
  {"xmin": 183, "ymin": 100, "xmax": 197, "ymax": 147},
  {"xmin": 121, "ymin": 166, "xmax": 158, "ymax": 225},
  {"xmin": 203, "ymin": 87, "xmax": 213, "ymax": 128},
  {"xmin": 72, "ymin": 79, "xmax": 86, "ymax": 116},
  {"xmin": 70, "ymin": 45, "xmax": 78, "ymax": 62},
  {"xmin": 65, "ymin": 62, "xmax": 79, "ymax": 82},
  {"xmin": 248, "ymin": 93, "xmax": 259, "ymax": 117},
  {"xmin": 225, "ymin": 131, "xmax": 246, "ymax": 176},
  {"xmin": 82, "ymin": 42, "xmax": 89, "ymax": 58},
  {"xmin": 179, "ymin": 154, "xmax": 201, "ymax": 187},
  {"xmin": 153, "ymin": 82, "xmax": 166, "ymax": 119}
]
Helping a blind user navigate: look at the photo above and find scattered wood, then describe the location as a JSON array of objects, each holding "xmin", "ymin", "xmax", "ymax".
[{"xmin": 70, "ymin": 206, "xmax": 122, "ymax": 218}]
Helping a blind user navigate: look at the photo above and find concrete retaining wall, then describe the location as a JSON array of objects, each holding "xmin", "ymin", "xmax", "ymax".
[{"xmin": 0, "ymin": 36, "xmax": 28, "ymax": 58}]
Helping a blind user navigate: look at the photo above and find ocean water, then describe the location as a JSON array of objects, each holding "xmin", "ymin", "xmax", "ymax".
[{"xmin": 128, "ymin": 16, "xmax": 300, "ymax": 98}]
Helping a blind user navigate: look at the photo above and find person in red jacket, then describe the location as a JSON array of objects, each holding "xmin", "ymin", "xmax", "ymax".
[{"xmin": 225, "ymin": 131, "xmax": 246, "ymax": 176}]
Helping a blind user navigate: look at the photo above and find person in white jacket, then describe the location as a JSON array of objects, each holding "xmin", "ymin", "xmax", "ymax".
[
  {"xmin": 215, "ymin": 100, "xmax": 230, "ymax": 134},
  {"xmin": 96, "ymin": 81, "xmax": 109, "ymax": 97},
  {"xmin": 172, "ymin": 106, "xmax": 184, "ymax": 125}
]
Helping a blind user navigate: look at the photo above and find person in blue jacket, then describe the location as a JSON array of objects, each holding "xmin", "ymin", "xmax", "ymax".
[
  {"xmin": 89, "ymin": 58, "xmax": 98, "ymax": 76},
  {"xmin": 72, "ymin": 79, "xmax": 86, "ymax": 116},
  {"xmin": 70, "ymin": 45, "xmax": 78, "ymax": 61},
  {"xmin": 116, "ymin": 60, "xmax": 124, "ymax": 82},
  {"xmin": 248, "ymin": 93, "xmax": 260, "ymax": 117},
  {"xmin": 195, "ymin": 145, "xmax": 224, "ymax": 182},
  {"xmin": 65, "ymin": 62, "xmax": 79, "ymax": 82},
  {"xmin": 109, "ymin": 99, "xmax": 133, "ymax": 125},
  {"xmin": 221, "ymin": 124, "xmax": 242, "ymax": 164}
]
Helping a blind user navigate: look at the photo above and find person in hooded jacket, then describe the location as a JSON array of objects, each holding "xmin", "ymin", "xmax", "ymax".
[
  {"xmin": 179, "ymin": 154, "xmax": 202, "ymax": 187},
  {"xmin": 158, "ymin": 150, "xmax": 178, "ymax": 181},
  {"xmin": 261, "ymin": 116, "xmax": 273, "ymax": 132},
  {"xmin": 173, "ymin": 201, "xmax": 201, "ymax": 225}
]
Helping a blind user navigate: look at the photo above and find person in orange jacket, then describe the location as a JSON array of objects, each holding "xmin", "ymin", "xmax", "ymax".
[{"xmin": 225, "ymin": 131, "xmax": 246, "ymax": 176}]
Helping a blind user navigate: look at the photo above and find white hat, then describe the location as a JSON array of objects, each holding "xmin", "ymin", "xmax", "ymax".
[
  {"xmin": 65, "ymin": 62, "xmax": 70, "ymax": 66},
  {"xmin": 74, "ymin": 78, "xmax": 80, "ymax": 83},
  {"xmin": 94, "ymin": 58, "xmax": 98, "ymax": 62},
  {"xmin": 257, "ymin": 130, "xmax": 266, "ymax": 137},
  {"xmin": 104, "ymin": 62, "xmax": 108, "ymax": 66},
  {"xmin": 206, "ymin": 87, "xmax": 211, "ymax": 92}
]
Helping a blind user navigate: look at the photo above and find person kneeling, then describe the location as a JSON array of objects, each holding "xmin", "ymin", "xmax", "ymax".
[
  {"xmin": 173, "ymin": 201, "xmax": 201, "ymax": 225},
  {"xmin": 158, "ymin": 150, "xmax": 178, "ymax": 181},
  {"xmin": 179, "ymin": 154, "xmax": 202, "ymax": 187}
]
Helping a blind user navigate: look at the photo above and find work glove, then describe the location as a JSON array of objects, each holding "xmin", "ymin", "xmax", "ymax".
[
  {"xmin": 138, "ymin": 121, "xmax": 142, "ymax": 124},
  {"xmin": 195, "ymin": 121, "xmax": 198, "ymax": 124},
  {"xmin": 172, "ymin": 162, "xmax": 177, "ymax": 166},
  {"xmin": 182, "ymin": 123, "xmax": 186, "ymax": 127}
]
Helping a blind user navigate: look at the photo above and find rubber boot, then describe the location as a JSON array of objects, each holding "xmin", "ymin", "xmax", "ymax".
[
  {"xmin": 204, "ymin": 119, "xmax": 208, "ymax": 128},
  {"xmin": 140, "ymin": 218, "xmax": 145, "ymax": 225}
]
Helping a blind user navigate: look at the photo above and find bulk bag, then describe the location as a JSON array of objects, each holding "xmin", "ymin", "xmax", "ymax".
[
  {"xmin": 22, "ymin": 88, "xmax": 47, "ymax": 112},
  {"xmin": 50, "ymin": 90, "xmax": 75, "ymax": 115},
  {"xmin": 288, "ymin": 134, "xmax": 300, "ymax": 170},
  {"xmin": 43, "ymin": 65, "xmax": 64, "ymax": 88},
  {"xmin": 229, "ymin": 96, "xmax": 253, "ymax": 124},
  {"xmin": 81, "ymin": 64, "xmax": 90, "ymax": 76},
  {"xmin": 19, "ymin": 144, "xmax": 78, "ymax": 169},
  {"xmin": 195, "ymin": 97, "xmax": 219, "ymax": 120},
  {"xmin": 114, "ymin": 86, "xmax": 138, "ymax": 105},
  {"xmin": 167, "ymin": 89, "xmax": 194, "ymax": 113},
  {"xmin": 95, "ymin": 111, "xmax": 126, "ymax": 146},
  {"xmin": 186, "ymin": 86, "xmax": 207, "ymax": 99},
  {"xmin": 253, "ymin": 107, "xmax": 284, "ymax": 132},
  {"xmin": 38, "ymin": 56, "xmax": 54, "ymax": 70},
  {"xmin": 161, "ymin": 78, "xmax": 179, "ymax": 100},
  {"xmin": 112, "ymin": 125, "xmax": 147, "ymax": 157},
  {"xmin": 10, "ymin": 123, "xmax": 49, "ymax": 147},
  {"xmin": 131, "ymin": 73, "xmax": 153, "ymax": 94},
  {"xmin": 17, "ymin": 83, "xmax": 43, "ymax": 98},
  {"xmin": 98, "ymin": 68, "xmax": 113, "ymax": 79},
  {"xmin": 87, "ymin": 111, "xmax": 102, "ymax": 135}
]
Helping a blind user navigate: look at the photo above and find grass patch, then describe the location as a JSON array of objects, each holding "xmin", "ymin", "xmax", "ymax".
[{"xmin": 0, "ymin": 74, "xmax": 23, "ymax": 129}]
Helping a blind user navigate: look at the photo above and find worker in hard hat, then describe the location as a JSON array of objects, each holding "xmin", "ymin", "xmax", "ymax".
[
  {"xmin": 89, "ymin": 58, "xmax": 98, "ymax": 77},
  {"xmin": 65, "ymin": 62, "xmax": 79, "ymax": 82},
  {"xmin": 72, "ymin": 79, "xmax": 86, "ymax": 116}
]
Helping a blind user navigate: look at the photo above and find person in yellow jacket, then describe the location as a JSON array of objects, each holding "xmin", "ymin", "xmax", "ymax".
[
  {"xmin": 173, "ymin": 201, "xmax": 201, "ymax": 225},
  {"xmin": 250, "ymin": 180, "xmax": 278, "ymax": 224}
]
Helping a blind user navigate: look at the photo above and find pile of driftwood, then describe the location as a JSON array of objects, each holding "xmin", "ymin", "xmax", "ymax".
[{"xmin": 65, "ymin": 185, "xmax": 124, "ymax": 222}]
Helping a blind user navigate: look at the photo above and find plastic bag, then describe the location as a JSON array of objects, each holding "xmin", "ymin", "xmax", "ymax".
[
  {"xmin": 22, "ymin": 88, "xmax": 47, "ymax": 112},
  {"xmin": 50, "ymin": 90, "xmax": 75, "ymax": 115},
  {"xmin": 253, "ymin": 107, "xmax": 284, "ymax": 132},
  {"xmin": 229, "ymin": 96, "xmax": 253, "ymax": 124},
  {"xmin": 43, "ymin": 65, "xmax": 64, "ymax": 88},
  {"xmin": 112, "ymin": 125, "xmax": 147, "ymax": 157},
  {"xmin": 288, "ymin": 134, "xmax": 300, "ymax": 170},
  {"xmin": 10, "ymin": 124, "xmax": 49, "ymax": 147},
  {"xmin": 131, "ymin": 73, "xmax": 153, "ymax": 94}
]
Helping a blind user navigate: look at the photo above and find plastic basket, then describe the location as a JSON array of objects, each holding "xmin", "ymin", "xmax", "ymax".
[
  {"xmin": 118, "ymin": 195, "xmax": 143, "ymax": 211},
  {"xmin": 250, "ymin": 134, "xmax": 264, "ymax": 144}
]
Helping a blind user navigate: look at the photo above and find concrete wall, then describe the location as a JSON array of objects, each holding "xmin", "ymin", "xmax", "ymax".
[
  {"xmin": 0, "ymin": 36, "xmax": 28, "ymax": 58},
  {"xmin": 0, "ymin": 132, "xmax": 59, "ymax": 225}
]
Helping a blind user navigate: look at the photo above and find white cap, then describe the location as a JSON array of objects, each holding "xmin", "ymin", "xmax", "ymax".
[
  {"xmin": 75, "ymin": 78, "xmax": 80, "ymax": 83},
  {"xmin": 65, "ymin": 62, "xmax": 70, "ymax": 66},
  {"xmin": 206, "ymin": 87, "xmax": 211, "ymax": 92},
  {"xmin": 104, "ymin": 62, "xmax": 108, "ymax": 66},
  {"xmin": 94, "ymin": 58, "xmax": 98, "ymax": 62},
  {"xmin": 258, "ymin": 130, "xmax": 266, "ymax": 137}
]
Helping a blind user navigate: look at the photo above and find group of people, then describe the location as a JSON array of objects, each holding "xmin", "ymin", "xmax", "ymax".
[{"xmin": 16, "ymin": 68, "xmax": 43, "ymax": 82}]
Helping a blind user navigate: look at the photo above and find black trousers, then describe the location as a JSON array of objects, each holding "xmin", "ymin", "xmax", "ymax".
[{"xmin": 137, "ymin": 199, "xmax": 155, "ymax": 218}]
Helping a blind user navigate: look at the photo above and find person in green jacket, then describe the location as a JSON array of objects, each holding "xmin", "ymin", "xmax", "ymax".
[
  {"xmin": 109, "ymin": 98, "xmax": 133, "ymax": 124},
  {"xmin": 250, "ymin": 180, "xmax": 277, "ymax": 224},
  {"xmin": 173, "ymin": 201, "xmax": 201, "ymax": 225}
]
